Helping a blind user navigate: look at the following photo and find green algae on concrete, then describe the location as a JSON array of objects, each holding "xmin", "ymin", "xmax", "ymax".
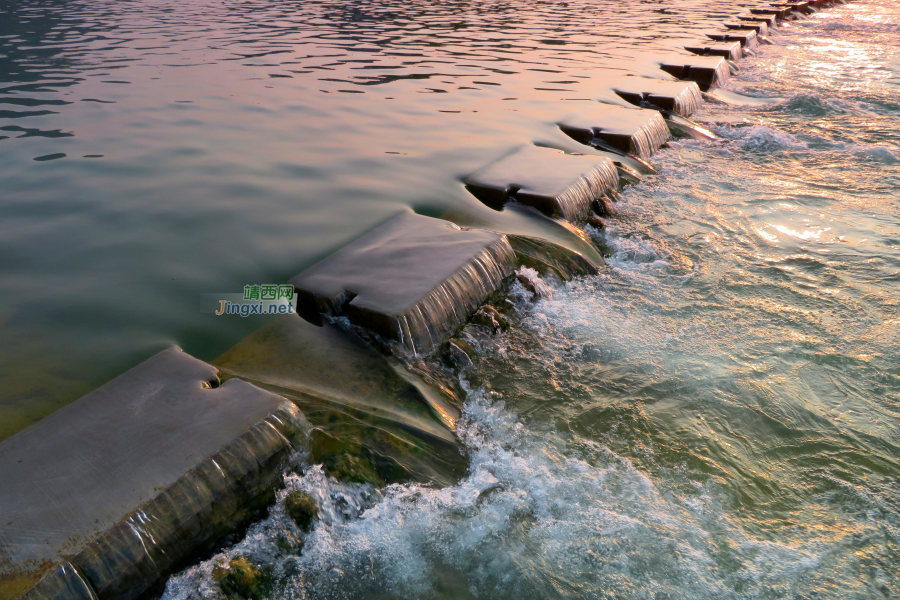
[
  {"xmin": 0, "ymin": 348, "xmax": 308, "ymax": 600},
  {"xmin": 213, "ymin": 314, "xmax": 456, "ymax": 442},
  {"xmin": 283, "ymin": 492, "xmax": 318, "ymax": 532},
  {"xmin": 213, "ymin": 315, "xmax": 468, "ymax": 487},
  {"xmin": 212, "ymin": 557, "xmax": 270, "ymax": 600}
]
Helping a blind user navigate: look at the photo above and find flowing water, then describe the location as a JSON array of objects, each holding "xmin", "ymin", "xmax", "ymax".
[{"xmin": 2, "ymin": 0, "xmax": 899, "ymax": 598}]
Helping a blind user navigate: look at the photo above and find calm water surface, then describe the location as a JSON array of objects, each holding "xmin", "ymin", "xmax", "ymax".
[
  {"xmin": 0, "ymin": 0, "xmax": 762, "ymax": 437},
  {"xmin": 2, "ymin": 0, "xmax": 900, "ymax": 598}
]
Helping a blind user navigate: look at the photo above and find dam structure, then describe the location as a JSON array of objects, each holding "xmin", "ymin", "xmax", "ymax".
[{"xmin": 0, "ymin": 1, "xmax": 879, "ymax": 599}]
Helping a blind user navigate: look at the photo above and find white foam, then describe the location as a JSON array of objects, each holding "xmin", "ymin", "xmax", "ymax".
[
  {"xmin": 711, "ymin": 123, "xmax": 807, "ymax": 152},
  {"xmin": 163, "ymin": 384, "xmax": 824, "ymax": 600}
]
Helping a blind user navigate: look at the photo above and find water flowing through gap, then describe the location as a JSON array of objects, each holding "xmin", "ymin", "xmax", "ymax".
[{"xmin": 163, "ymin": 3, "xmax": 900, "ymax": 599}]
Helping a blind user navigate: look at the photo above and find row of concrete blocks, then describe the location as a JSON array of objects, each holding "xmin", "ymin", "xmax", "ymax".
[
  {"xmin": 289, "ymin": 0, "xmax": 852, "ymax": 357},
  {"xmin": 0, "ymin": 1, "xmax": 854, "ymax": 600}
]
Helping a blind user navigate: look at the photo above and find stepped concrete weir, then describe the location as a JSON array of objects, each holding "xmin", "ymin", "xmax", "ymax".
[
  {"xmin": 612, "ymin": 79, "xmax": 703, "ymax": 117},
  {"xmin": 289, "ymin": 212, "xmax": 517, "ymax": 357},
  {"xmin": 464, "ymin": 145, "xmax": 619, "ymax": 223},
  {"xmin": 684, "ymin": 41, "xmax": 743, "ymax": 61},
  {"xmin": 706, "ymin": 30, "xmax": 760, "ymax": 51},
  {"xmin": 558, "ymin": 104, "xmax": 670, "ymax": 161},
  {"xmin": 0, "ymin": 348, "xmax": 307, "ymax": 600},
  {"xmin": 724, "ymin": 21, "xmax": 768, "ymax": 37},
  {"xmin": 659, "ymin": 56, "xmax": 730, "ymax": 91}
]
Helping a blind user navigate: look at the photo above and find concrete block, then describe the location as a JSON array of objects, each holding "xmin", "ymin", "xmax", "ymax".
[
  {"xmin": 684, "ymin": 41, "xmax": 743, "ymax": 61},
  {"xmin": 464, "ymin": 145, "xmax": 619, "ymax": 223},
  {"xmin": 0, "ymin": 348, "xmax": 307, "ymax": 600},
  {"xmin": 737, "ymin": 13, "xmax": 778, "ymax": 28},
  {"xmin": 771, "ymin": 1, "xmax": 812, "ymax": 14},
  {"xmin": 724, "ymin": 21, "xmax": 769, "ymax": 37},
  {"xmin": 659, "ymin": 56, "xmax": 730, "ymax": 90},
  {"xmin": 558, "ymin": 104, "xmax": 670, "ymax": 160},
  {"xmin": 706, "ymin": 29, "xmax": 760, "ymax": 51},
  {"xmin": 612, "ymin": 79, "xmax": 703, "ymax": 117},
  {"xmin": 750, "ymin": 7, "xmax": 792, "ymax": 21},
  {"xmin": 289, "ymin": 212, "xmax": 517, "ymax": 356}
]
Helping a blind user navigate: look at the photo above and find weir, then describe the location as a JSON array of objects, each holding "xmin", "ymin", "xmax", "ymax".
[
  {"xmin": 558, "ymin": 104, "xmax": 670, "ymax": 161},
  {"xmin": 738, "ymin": 13, "xmax": 778, "ymax": 28},
  {"xmin": 659, "ymin": 55, "xmax": 731, "ymax": 90},
  {"xmin": 707, "ymin": 29, "xmax": 760, "ymax": 51},
  {"xmin": 684, "ymin": 41, "xmax": 744, "ymax": 61},
  {"xmin": 0, "ymin": 349, "xmax": 308, "ymax": 600},
  {"xmin": 724, "ymin": 21, "xmax": 768, "ymax": 37},
  {"xmin": 0, "ymin": 0, "xmax": 865, "ymax": 598},
  {"xmin": 612, "ymin": 79, "xmax": 704, "ymax": 117},
  {"xmin": 289, "ymin": 212, "xmax": 517, "ymax": 357},
  {"xmin": 464, "ymin": 145, "xmax": 619, "ymax": 223}
]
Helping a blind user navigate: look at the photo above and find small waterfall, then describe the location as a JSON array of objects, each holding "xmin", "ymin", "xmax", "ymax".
[
  {"xmin": 669, "ymin": 84, "xmax": 704, "ymax": 116},
  {"xmin": 710, "ymin": 59, "xmax": 732, "ymax": 87},
  {"xmin": 516, "ymin": 157, "xmax": 619, "ymax": 224},
  {"xmin": 386, "ymin": 235, "xmax": 517, "ymax": 357},
  {"xmin": 629, "ymin": 112, "xmax": 671, "ymax": 159}
]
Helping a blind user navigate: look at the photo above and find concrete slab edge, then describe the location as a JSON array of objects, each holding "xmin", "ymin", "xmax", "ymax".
[{"xmin": 15, "ymin": 402, "xmax": 307, "ymax": 600}]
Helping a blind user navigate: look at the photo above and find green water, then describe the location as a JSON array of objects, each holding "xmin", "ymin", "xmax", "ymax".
[{"xmin": 1, "ymin": 0, "xmax": 898, "ymax": 597}]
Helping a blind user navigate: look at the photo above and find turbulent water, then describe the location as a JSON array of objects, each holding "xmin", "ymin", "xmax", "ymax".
[
  {"xmin": 157, "ymin": 3, "xmax": 900, "ymax": 600},
  {"xmin": 2, "ymin": 0, "xmax": 898, "ymax": 597}
]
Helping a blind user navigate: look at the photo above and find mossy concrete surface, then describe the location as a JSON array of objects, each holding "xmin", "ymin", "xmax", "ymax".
[
  {"xmin": 0, "ymin": 348, "xmax": 309, "ymax": 600},
  {"xmin": 214, "ymin": 316, "xmax": 468, "ymax": 488}
]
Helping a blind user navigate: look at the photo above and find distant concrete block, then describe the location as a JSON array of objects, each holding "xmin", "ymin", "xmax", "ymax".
[
  {"xmin": 613, "ymin": 79, "xmax": 703, "ymax": 117},
  {"xmin": 706, "ymin": 29, "xmax": 759, "ymax": 51},
  {"xmin": 750, "ymin": 7, "xmax": 792, "ymax": 21},
  {"xmin": 771, "ymin": 1, "xmax": 812, "ymax": 14},
  {"xmin": 684, "ymin": 41, "xmax": 743, "ymax": 61},
  {"xmin": 724, "ymin": 21, "xmax": 769, "ymax": 37},
  {"xmin": 558, "ymin": 104, "xmax": 670, "ymax": 160},
  {"xmin": 289, "ymin": 212, "xmax": 516, "ymax": 356},
  {"xmin": 0, "ymin": 348, "xmax": 307, "ymax": 600},
  {"xmin": 464, "ymin": 145, "xmax": 619, "ymax": 223},
  {"xmin": 737, "ymin": 13, "xmax": 778, "ymax": 28},
  {"xmin": 659, "ymin": 56, "xmax": 730, "ymax": 90}
]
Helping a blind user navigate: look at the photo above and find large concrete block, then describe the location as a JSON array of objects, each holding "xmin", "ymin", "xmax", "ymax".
[
  {"xmin": 724, "ymin": 21, "xmax": 769, "ymax": 37},
  {"xmin": 612, "ymin": 79, "xmax": 703, "ymax": 117},
  {"xmin": 659, "ymin": 56, "xmax": 730, "ymax": 90},
  {"xmin": 0, "ymin": 348, "xmax": 307, "ymax": 600},
  {"xmin": 464, "ymin": 145, "xmax": 619, "ymax": 223},
  {"xmin": 684, "ymin": 41, "xmax": 743, "ymax": 61},
  {"xmin": 289, "ymin": 212, "xmax": 516, "ymax": 356},
  {"xmin": 558, "ymin": 104, "xmax": 670, "ymax": 160}
]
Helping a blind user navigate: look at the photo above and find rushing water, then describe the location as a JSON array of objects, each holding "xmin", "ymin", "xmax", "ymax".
[
  {"xmin": 159, "ymin": 2, "xmax": 900, "ymax": 599},
  {"xmin": 2, "ymin": 0, "xmax": 899, "ymax": 598}
]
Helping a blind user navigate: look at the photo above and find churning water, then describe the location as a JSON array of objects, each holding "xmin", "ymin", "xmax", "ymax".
[
  {"xmin": 160, "ymin": 2, "xmax": 900, "ymax": 599},
  {"xmin": 2, "ymin": 0, "xmax": 898, "ymax": 597}
]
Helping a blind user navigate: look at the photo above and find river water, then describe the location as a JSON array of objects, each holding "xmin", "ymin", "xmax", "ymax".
[{"xmin": 3, "ymin": 0, "xmax": 899, "ymax": 598}]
